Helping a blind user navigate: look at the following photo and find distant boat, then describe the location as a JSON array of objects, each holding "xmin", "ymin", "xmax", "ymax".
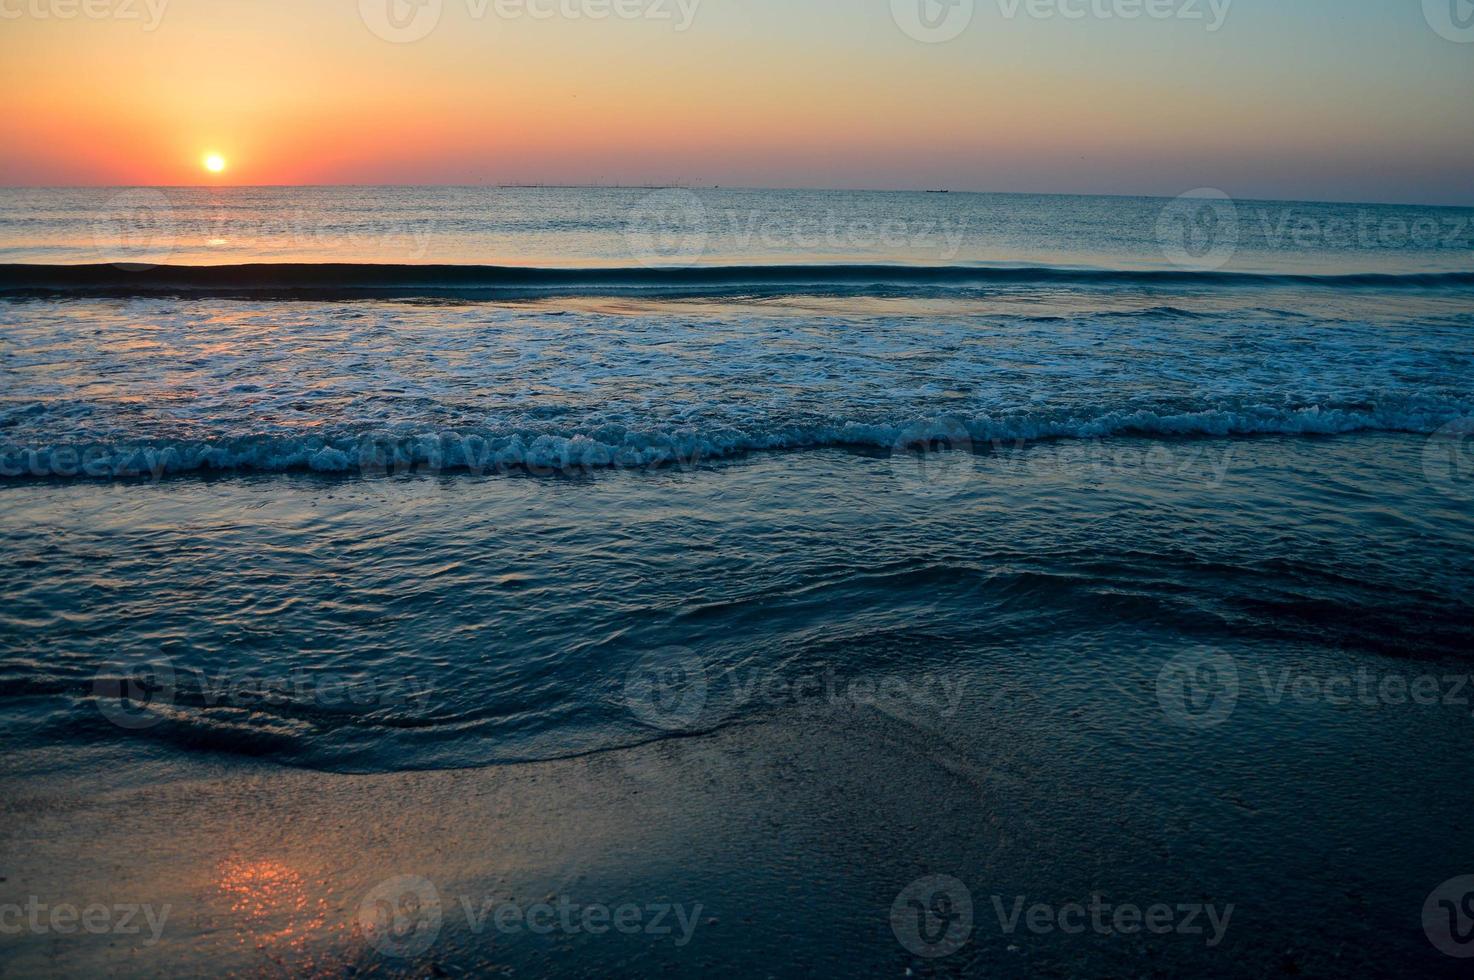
[{"xmin": 925, "ymin": 189, "xmax": 950, "ymax": 194}]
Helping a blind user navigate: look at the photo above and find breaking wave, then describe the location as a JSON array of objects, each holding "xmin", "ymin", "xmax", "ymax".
[
  {"xmin": 4, "ymin": 262, "xmax": 1474, "ymax": 300},
  {"xmin": 2, "ymin": 399, "xmax": 1466, "ymax": 480}
]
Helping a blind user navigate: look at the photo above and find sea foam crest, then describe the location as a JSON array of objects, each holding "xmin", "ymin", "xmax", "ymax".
[{"xmin": 1, "ymin": 400, "xmax": 1467, "ymax": 480}]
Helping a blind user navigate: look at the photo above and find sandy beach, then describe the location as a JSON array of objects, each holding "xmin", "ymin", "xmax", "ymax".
[{"xmin": 6, "ymin": 668, "xmax": 1472, "ymax": 978}]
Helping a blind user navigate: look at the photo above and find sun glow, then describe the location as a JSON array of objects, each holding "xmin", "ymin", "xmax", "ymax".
[{"xmin": 203, "ymin": 153, "xmax": 227, "ymax": 174}]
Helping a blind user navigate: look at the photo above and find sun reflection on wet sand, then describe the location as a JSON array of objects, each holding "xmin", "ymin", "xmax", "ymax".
[{"xmin": 214, "ymin": 857, "xmax": 339, "ymax": 960}]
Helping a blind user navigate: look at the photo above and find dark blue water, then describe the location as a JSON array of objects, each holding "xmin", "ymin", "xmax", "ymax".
[
  {"xmin": 1, "ymin": 432, "xmax": 1471, "ymax": 777},
  {"xmin": 0, "ymin": 187, "xmax": 1471, "ymax": 776}
]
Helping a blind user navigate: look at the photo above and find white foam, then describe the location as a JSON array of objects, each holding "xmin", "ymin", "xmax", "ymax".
[
  {"xmin": 2, "ymin": 399, "xmax": 1467, "ymax": 479},
  {"xmin": 1, "ymin": 296, "xmax": 1469, "ymax": 480}
]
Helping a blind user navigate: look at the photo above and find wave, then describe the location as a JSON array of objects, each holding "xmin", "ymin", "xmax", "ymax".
[
  {"xmin": 1, "ymin": 401, "xmax": 1464, "ymax": 480},
  {"xmin": 3, "ymin": 262, "xmax": 1472, "ymax": 299}
]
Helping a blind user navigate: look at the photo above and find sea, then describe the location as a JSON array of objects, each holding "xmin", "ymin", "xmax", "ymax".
[{"xmin": 1, "ymin": 185, "xmax": 1472, "ymax": 775}]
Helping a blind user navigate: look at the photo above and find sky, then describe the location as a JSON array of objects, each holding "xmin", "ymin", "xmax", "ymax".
[{"xmin": 1, "ymin": 0, "xmax": 1471, "ymax": 204}]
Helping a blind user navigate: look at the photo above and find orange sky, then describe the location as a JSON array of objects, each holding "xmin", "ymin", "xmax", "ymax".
[{"xmin": 2, "ymin": 0, "xmax": 1471, "ymax": 203}]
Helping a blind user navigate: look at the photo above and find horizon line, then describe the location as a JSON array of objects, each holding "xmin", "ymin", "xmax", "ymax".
[{"xmin": 2, "ymin": 184, "xmax": 1473, "ymax": 211}]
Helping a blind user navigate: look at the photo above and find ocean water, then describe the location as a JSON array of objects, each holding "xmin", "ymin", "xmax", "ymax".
[
  {"xmin": 1, "ymin": 187, "xmax": 1472, "ymax": 777},
  {"xmin": 3, "ymin": 185, "xmax": 1474, "ymax": 273}
]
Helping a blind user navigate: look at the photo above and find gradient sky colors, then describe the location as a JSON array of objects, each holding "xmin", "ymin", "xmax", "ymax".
[{"xmin": 1, "ymin": 0, "xmax": 1471, "ymax": 204}]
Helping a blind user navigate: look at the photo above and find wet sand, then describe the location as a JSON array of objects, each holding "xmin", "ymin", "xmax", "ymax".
[{"xmin": 4, "ymin": 693, "xmax": 1470, "ymax": 978}]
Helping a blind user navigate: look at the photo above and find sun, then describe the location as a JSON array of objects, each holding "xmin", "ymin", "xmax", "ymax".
[{"xmin": 203, "ymin": 153, "xmax": 227, "ymax": 174}]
